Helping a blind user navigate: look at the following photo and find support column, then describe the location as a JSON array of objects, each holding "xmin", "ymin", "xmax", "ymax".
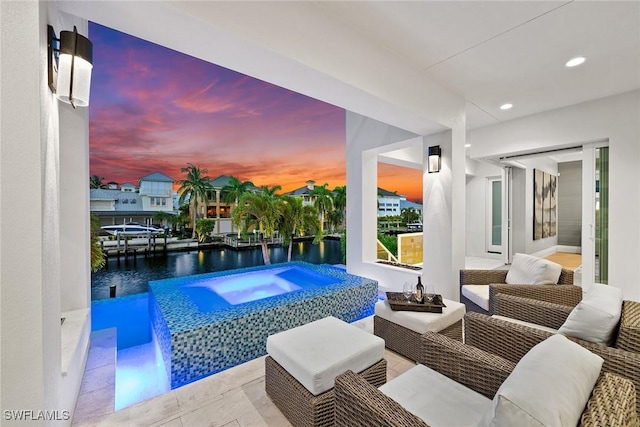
[{"xmin": 422, "ymin": 117, "xmax": 466, "ymax": 300}]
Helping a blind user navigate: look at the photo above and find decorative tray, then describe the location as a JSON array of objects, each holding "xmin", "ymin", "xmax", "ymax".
[{"xmin": 385, "ymin": 292, "xmax": 446, "ymax": 313}]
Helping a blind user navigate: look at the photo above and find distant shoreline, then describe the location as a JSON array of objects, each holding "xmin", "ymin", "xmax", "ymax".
[{"xmin": 100, "ymin": 234, "xmax": 340, "ymax": 257}]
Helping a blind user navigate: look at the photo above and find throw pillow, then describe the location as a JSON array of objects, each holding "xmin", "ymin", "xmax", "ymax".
[
  {"xmin": 558, "ymin": 283, "xmax": 623, "ymax": 345},
  {"xmin": 505, "ymin": 253, "xmax": 562, "ymax": 285},
  {"xmin": 479, "ymin": 334, "xmax": 603, "ymax": 427}
]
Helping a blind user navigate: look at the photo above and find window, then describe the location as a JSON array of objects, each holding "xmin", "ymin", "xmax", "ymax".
[{"xmin": 150, "ymin": 197, "xmax": 167, "ymax": 207}]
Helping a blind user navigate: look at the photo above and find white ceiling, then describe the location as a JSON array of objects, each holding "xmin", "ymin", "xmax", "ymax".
[
  {"xmin": 313, "ymin": 0, "xmax": 640, "ymax": 129},
  {"xmin": 61, "ymin": 1, "xmax": 640, "ymax": 133}
]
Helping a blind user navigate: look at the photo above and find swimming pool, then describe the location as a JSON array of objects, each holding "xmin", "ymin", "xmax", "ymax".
[{"xmin": 149, "ymin": 262, "xmax": 377, "ymax": 388}]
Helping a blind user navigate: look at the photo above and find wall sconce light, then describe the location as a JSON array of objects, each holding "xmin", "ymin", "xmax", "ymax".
[
  {"xmin": 428, "ymin": 145, "xmax": 441, "ymax": 173},
  {"xmin": 47, "ymin": 25, "xmax": 93, "ymax": 108}
]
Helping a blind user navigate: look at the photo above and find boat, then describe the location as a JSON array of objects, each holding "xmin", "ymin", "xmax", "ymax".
[{"xmin": 101, "ymin": 222, "xmax": 164, "ymax": 236}]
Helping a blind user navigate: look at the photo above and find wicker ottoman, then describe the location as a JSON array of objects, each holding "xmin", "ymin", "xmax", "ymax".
[
  {"xmin": 265, "ymin": 316, "xmax": 386, "ymax": 427},
  {"xmin": 374, "ymin": 298, "xmax": 465, "ymax": 361}
]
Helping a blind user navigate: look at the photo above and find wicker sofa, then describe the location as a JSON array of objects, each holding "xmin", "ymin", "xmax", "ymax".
[
  {"xmin": 459, "ymin": 267, "xmax": 578, "ymax": 314},
  {"xmin": 334, "ymin": 331, "xmax": 637, "ymax": 426}
]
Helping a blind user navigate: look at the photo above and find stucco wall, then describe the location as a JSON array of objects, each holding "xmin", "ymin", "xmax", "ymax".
[
  {"xmin": 464, "ymin": 159, "xmax": 503, "ymax": 258},
  {"xmin": 0, "ymin": 3, "xmax": 90, "ymax": 424}
]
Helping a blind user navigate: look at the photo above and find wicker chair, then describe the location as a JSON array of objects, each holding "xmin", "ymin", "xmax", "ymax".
[
  {"xmin": 334, "ymin": 331, "xmax": 638, "ymax": 427},
  {"xmin": 459, "ymin": 267, "xmax": 579, "ymax": 314},
  {"xmin": 464, "ymin": 310, "xmax": 640, "ymax": 416},
  {"xmin": 493, "ymin": 294, "xmax": 640, "ymax": 352}
]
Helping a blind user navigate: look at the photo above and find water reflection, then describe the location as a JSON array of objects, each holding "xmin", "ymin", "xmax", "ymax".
[{"xmin": 92, "ymin": 239, "xmax": 343, "ymax": 300}]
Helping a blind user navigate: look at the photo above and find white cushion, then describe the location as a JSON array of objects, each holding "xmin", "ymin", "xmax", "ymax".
[
  {"xmin": 506, "ymin": 253, "xmax": 562, "ymax": 285},
  {"xmin": 266, "ymin": 316, "xmax": 384, "ymax": 395},
  {"xmin": 461, "ymin": 285, "xmax": 490, "ymax": 311},
  {"xmin": 375, "ymin": 298, "xmax": 465, "ymax": 334},
  {"xmin": 380, "ymin": 364, "xmax": 491, "ymax": 427},
  {"xmin": 558, "ymin": 283, "xmax": 623, "ymax": 345},
  {"xmin": 479, "ymin": 334, "xmax": 603, "ymax": 427},
  {"xmin": 491, "ymin": 315, "xmax": 558, "ymax": 334}
]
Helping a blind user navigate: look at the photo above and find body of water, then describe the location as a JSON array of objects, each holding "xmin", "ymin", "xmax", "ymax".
[{"xmin": 91, "ymin": 239, "xmax": 343, "ymax": 300}]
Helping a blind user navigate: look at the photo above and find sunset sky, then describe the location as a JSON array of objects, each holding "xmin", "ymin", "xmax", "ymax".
[{"xmin": 89, "ymin": 22, "xmax": 422, "ymax": 202}]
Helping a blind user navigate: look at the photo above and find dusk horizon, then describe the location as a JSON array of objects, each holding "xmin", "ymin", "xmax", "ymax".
[{"xmin": 89, "ymin": 22, "xmax": 423, "ymax": 202}]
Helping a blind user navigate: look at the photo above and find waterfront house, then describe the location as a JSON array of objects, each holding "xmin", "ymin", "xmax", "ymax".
[{"xmin": 90, "ymin": 171, "xmax": 175, "ymax": 227}]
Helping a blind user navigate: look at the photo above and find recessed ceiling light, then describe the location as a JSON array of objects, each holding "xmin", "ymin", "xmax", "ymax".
[
  {"xmin": 500, "ymin": 103, "xmax": 513, "ymax": 110},
  {"xmin": 465, "ymin": 144, "xmax": 471, "ymax": 148},
  {"xmin": 565, "ymin": 56, "xmax": 586, "ymax": 67}
]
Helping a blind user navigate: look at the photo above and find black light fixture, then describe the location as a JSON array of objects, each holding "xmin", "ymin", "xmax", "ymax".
[
  {"xmin": 427, "ymin": 145, "xmax": 441, "ymax": 173},
  {"xmin": 48, "ymin": 25, "xmax": 93, "ymax": 108}
]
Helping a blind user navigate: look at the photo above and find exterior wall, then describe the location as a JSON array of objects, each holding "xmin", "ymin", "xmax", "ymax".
[
  {"xmin": 1, "ymin": 2, "xmax": 90, "ymax": 423},
  {"xmin": 203, "ymin": 188, "xmax": 235, "ymax": 234},
  {"xmin": 139, "ymin": 195, "xmax": 172, "ymax": 211},
  {"xmin": 422, "ymin": 129, "xmax": 467, "ymax": 300},
  {"xmin": 90, "ymin": 200, "xmax": 114, "ymax": 211},
  {"xmin": 377, "ymin": 195, "xmax": 402, "ymax": 216},
  {"xmin": 465, "ymin": 159, "xmax": 504, "ymax": 258},
  {"xmin": 346, "ymin": 112, "xmax": 426, "ymax": 290},
  {"xmin": 139, "ymin": 180, "xmax": 172, "ymax": 196}
]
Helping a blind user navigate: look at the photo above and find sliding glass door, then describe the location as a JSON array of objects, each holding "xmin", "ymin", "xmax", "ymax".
[
  {"xmin": 486, "ymin": 177, "xmax": 502, "ymax": 253},
  {"xmin": 582, "ymin": 142, "xmax": 609, "ymax": 288}
]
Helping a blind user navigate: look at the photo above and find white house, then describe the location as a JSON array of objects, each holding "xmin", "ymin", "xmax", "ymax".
[
  {"xmin": 90, "ymin": 171, "xmax": 175, "ymax": 227},
  {"xmin": 1, "ymin": 1, "xmax": 639, "ymax": 424},
  {"xmin": 377, "ymin": 187, "xmax": 403, "ymax": 217}
]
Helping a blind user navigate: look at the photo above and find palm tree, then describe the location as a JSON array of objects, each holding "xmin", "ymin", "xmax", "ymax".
[
  {"xmin": 327, "ymin": 209, "xmax": 344, "ymax": 233},
  {"xmin": 332, "ymin": 185, "xmax": 346, "ymax": 231},
  {"xmin": 90, "ymin": 213, "xmax": 106, "ymax": 272},
  {"xmin": 90, "ymin": 174, "xmax": 106, "ymax": 189},
  {"xmin": 222, "ymin": 176, "xmax": 253, "ymax": 204},
  {"xmin": 310, "ymin": 183, "xmax": 333, "ymax": 233},
  {"xmin": 177, "ymin": 163, "xmax": 213, "ymax": 239},
  {"xmin": 222, "ymin": 176, "xmax": 254, "ymax": 237},
  {"xmin": 279, "ymin": 196, "xmax": 321, "ymax": 262},
  {"xmin": 260, "ymin": 184, "xmax": 282, "ymax": 198},
  {"xmin": 232, "ymin": 192, "xmax": 281, "ymax": 265}
]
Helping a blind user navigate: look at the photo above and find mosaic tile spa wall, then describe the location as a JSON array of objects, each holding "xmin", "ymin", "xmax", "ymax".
[{"xmin": 149, "ymin": 262, "xmax": 378, "ymax": 388}]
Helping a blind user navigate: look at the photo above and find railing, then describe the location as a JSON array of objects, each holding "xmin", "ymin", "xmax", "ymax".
[
  {"xmin": 376, "ymin": 239, "xmax": 398, "ymax": 263},
  {"xmin": 223, "ymin": 235, "xmax": 284, "ymax": 248}
]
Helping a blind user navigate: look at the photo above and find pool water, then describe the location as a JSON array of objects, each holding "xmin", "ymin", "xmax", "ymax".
[
  {"xmin": 91, "ymin": 294, "xmax": 170, "ymax": 410},
  {"xmin": 182, "ymin": 266, "xmax": 339, "ymax": 308},
  {"xmin": 92, "ymin": 262, "xmax": 377, "ymax": 407}
]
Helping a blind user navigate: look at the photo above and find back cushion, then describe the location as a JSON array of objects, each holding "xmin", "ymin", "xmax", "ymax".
[
  {"xmin": 505, "ymin": 253, "xmax": 562, "ymax": 285},
  {"xmin": 479, "ymin": 334, "xmax": 603, "ymax": 427},
  {"xmin": 558, "ymin": 283, "xmax": 623, "ymax": 346}
]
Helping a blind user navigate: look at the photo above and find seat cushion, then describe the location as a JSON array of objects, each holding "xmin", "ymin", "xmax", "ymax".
[
  {"xmin": 506, "ymin": 253, "xmax": 562, "ymax": 285},
  {"xmin": 461, "ymin": 285, "xmax": 489, "ymax": 311},
  {"xmin": 558, "ymin": 283, "xmax": 623, "ymax": 345},
  {"xmin": 375, "ymin": 298, "xmax": 466, "ymax": 334},
  {"xmin": 266, "ymin": 316, "xmax": 384, "ymax": 395},
  {"xmin": 380, "ymin": 364, "xmax": 491, "ymax": 427},
  {"xmin": 479, "ymin": 334, "xmax": 603, "ymax": 427}
]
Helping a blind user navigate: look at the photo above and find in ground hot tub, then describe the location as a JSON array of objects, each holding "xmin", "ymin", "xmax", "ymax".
[{"xmin": 149, "ymin": 261, "xmax": 377, "ymax": 388}]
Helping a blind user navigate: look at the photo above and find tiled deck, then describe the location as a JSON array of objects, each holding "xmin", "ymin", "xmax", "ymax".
[{"xmin": 72, "ymin": 316, "xmax": 415, "ymax": 426}]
